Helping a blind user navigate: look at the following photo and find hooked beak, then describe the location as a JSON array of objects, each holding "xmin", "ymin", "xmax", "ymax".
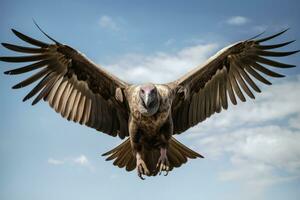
[{"xmin": 143, "ymin": 93, "xmax": 152, "ymax": 108}]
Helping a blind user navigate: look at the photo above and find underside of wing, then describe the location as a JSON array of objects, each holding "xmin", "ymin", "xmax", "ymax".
[
  {"xmin": 170, "ymin": 29, "xmax": 298, "ymax": 134},
  {"xmin": 1, "ymin": 27, "xmax": 130, "ymax": 138}
]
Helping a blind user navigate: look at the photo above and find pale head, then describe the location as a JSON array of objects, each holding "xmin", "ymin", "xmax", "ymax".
[{"xmin": 138, "ymin": 83, "xmax": 160, "ymax": 116}]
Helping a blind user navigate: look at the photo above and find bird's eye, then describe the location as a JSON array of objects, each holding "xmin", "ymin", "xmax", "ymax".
[
  {"xmin": 151, "ymin": 89, "xmax": 156, "ymax": 95},
  {"xmin": 141, "ymin": 89, "xmax": 145, "ymax": 94}
]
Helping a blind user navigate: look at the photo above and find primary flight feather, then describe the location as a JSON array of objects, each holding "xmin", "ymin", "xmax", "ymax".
[{"xmin": 1, "ymin": 25, "xmax": 298, "ymax": 179}]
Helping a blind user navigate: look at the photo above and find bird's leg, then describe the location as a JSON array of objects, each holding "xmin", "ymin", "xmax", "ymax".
[
  {"xmin": 157, "ymin": 147, "xmax": 169, "ymax": 176},
  {"xmin": 156, "ymin": 117, "xmax": 172, "ymax": 176},
  {"xmin": 136, "ymin": 151, "xmax": 150, "ymax": 180},
  {"xmin": 129, "ymin": 118, "xmax": 149, "ymax": 180},
  {"xmin": 133, "ymin": 138, "xmax": 150, "ymax": 180}
]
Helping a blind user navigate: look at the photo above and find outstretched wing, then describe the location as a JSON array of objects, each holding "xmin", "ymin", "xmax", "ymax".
[
  {"xmin": 169, "ymin": 29, "xmax": 298, "ymax": 134},
  {"xmin": 1, "ymin": 28, "xmax": 130, "ymax": 138}
]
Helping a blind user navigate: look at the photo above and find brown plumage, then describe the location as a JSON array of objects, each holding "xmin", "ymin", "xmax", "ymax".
[{"xmin": 1, "ymin": 25, "xmax": 298, "ymax": 179}]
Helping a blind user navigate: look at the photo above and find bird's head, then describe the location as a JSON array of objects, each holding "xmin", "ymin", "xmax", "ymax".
[{"xmin": 138, "ymin": 84, "xmax": 160, "ymax": 116}]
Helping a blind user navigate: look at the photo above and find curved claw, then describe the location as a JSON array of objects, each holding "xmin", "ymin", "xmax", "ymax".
[
  {"xmin": 136, "ymin": 158, "xmax": 150, "ymax": 180},
  {"xmin": 164, "ymin": 166, "xmax": 169, "ymax": 176},
  {"xmin": 164, "ymin": 171, "xmax": 169, "ymax": 176},
  {"xmin": 138, "ymin": 166, "xmax": 145, "ymax": 180},
  {"xmin": 157, "ymin": 156, "xmax": 170, "ymax": 176}
]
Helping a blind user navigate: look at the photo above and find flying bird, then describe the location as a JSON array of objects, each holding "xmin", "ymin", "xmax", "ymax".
[{"xmin": 1, "ymin": 24, "xmax": 298, "ymax": 179}]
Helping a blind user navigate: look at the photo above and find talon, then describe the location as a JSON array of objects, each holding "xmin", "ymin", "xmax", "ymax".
[
  {"xmin": 156, "ymin": 148, "xmax": 170, "ymax": 176},
  {"xmin": 136, "ymin": 154, "xmax": 150, "ymax": 179},
  {"xmin": 137, "ymin": 165, "xmax": 146, "ymax": 180},
  {"xmin": 159, "ymin": 163, "xmax": 163, "ymax": 173},
  {"xmin": 138, "ymin": 172, "xmax": 145, "ymax": 180},
  {"xmin": 166, "ymin": 166, "xmax": 169, "ymax": 172}
]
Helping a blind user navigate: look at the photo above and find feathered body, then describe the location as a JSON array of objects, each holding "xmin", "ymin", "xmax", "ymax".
[
  {"xmin": 127, "ymin": 84, "xmax": 172, "ymax": 134},
  {"xmin": 1, "ymin": 25, "xmax": 298, "ymax": 179}
]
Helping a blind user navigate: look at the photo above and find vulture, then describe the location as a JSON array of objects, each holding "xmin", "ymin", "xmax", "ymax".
[{"xmin": 1, "ymin": 24, "xmax": 298, "ymax": 179}]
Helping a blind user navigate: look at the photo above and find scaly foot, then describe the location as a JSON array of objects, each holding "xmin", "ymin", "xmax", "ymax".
[
  {"xmin": 156, "ymin": 148, "xmax": 169, "ymax": 176},
  {"xmin": 136, "ymin": 153, "xmax": 150, "ymax": 180}
]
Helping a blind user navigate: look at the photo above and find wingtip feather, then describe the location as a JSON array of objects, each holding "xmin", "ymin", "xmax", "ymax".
[
  {"xmin": 1, "ymin": 42, "xmax": 8, "ymax": 48},
  {"xmin": 256, "ymin": 28, "xmax": 290, "ymax": 43},
  {"xmin": 11, "ymin": 28, "xmax": 19, "ymax": 36},
  {"xmin": 12, "ymin": 85, "xmax": 19, "ymax": 89},
  {"xmin": 33, "ymin": 19, "xmax": 61, "ymax": 45}
]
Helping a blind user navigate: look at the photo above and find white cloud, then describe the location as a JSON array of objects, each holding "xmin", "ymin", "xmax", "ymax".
[
  {"xmin": 73, "ymin": 155, "xmax": 90, "ymax": 166},
  {"xmin": 47, "ymin": 154, "xmax": 94, "ymax": 171},
  {"xmin": 104, "ymin": 43, "xmax": 218, "ymax": 84},
  {"xmin": 164, "ymin": 38, "xmax": 175, "ymax": 46},
  {"xmin": 99, "ymin": 15, "xmax": 119, "ymax": 31},
  {"xmin": 73, "ymin": 154, "xmax": 89, "ymax": 166},
  {"xmin": 185, "ymin": 76, "xmax": 300, "ymax": 192},
  {"xmin": 289, "ymin": 114, "xmax": 300, "ymax": 129},
  {"xmin": 48, "ymin": 158, "xmax": 64, "ymax": 165},
  {"xmin": 195, "ymin": 125, "xmax": 300, "ymax": 194},
  {"xmin": 216, "ymin": 126, "xmax": 300, "ymax": 187},
  {"xmin": 226, "ymin": 16, "xmax": 249, "ymax": 26},
  {"xmin": 73, "ymin": 154, "xmax": 94, "ymax": 171}
]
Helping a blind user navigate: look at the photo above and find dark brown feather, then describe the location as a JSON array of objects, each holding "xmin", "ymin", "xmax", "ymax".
[
  {"xmin": 250, "ymin": 62, "xmax": 285, "ymax": 78},
  {"xmin": 226, "ymin": 75, "xmax": 237, "ymax": 105},
  {"xmin": 235, "ymin": 63, "xmax": 261, "ymax": 93},
  {"xmin": 23, "ymin": 72, "xmax": 56, "ymax": 101},
  {"xmin": 256, "ymin": 40, "xmax": 295, "ymax": 50},
  {"xmin": 4, "ymin": 29, "xmax": 129, "ymax": 138},
  {"xmin": 0, "ymin": 54, "xmax": 50, "ymax": 63},
  {"xmin": 11, "ymin": 29, "xmax": 49, "ymax": 47},
  {"xmin": 256, "ymin": 28, "xmax": 289, "ymax": 43},
  {"xmin": 12, "ymin": 68, "xmax": 50, "ymax": 89},
  {"xmin": 2, "ymin": 43, "xmax": 47, "ymax": 53},
  {"xmin": 4, "ymin": 59, "xmax": 53, "ymax": 75},
  {"xmin": 231, "ymin": 63, "xmax": 255, "ymax": 99},
  {"xmin": 32, "ymin": 75, "xmax": 59, "ymax": 105},
  {"xmin": 219, "ymin": 70, "xmax": 228, "ymax": 109},
  {"xmin": 244, "ymin": 65, "xmax": 272, "ymax": 85},
  {"xmin": 256, "ymin": 50, "xmax": 299, "ymax": 57},
  {"xmin": 255, "ymin": 56, "xmax": 296, "ymax": 68}
]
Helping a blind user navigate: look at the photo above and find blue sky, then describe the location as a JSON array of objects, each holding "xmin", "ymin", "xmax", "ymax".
[{"xmin": 1, "ymin": 0, "xmax": 300, "ymax": 200}]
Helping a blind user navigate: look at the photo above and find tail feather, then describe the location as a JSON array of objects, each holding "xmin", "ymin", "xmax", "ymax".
[
  {"xmin": 172, "ymin": 138, "xmax": 203, "ymax": 159},
  {"xmin": 169, "ymin": 141, "xmax": 187, "ymax": 164},
  {"xmin": 115, "ymin": 144, "xmax": 131, "ymax": 168},
  {"xmin": 102, "ymin": 140, "xmax": 128, "ymax": 157},
  {"xmin": 167, "ymin": 149, "xmax": 181, "ymax": 167},
  {"xmin": 125, "ymin": 154, "xmax": 136, "ymax": 171},
  {"xmin": 102, "ymin": 137, "xmax": 203, "ymax": 176}
]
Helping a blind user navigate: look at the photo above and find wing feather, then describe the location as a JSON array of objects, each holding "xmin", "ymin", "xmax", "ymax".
[
  {"xmin": 170, "ymin": 30, "xmax": 298, "ymax": 134},
  {"xmin": 250, "ymin": 62, "xmax": 285, "ymax": 77},
  {"xmin": 12, "ymin": 67, "xmax": 50, "ymax": 89},
  {"xmin": 219, "ymin": 69, "xmax": 228, "ymax": 109},
  {"xmin": 226, "ymin": 75, "xmax": 237, "ymax": 105},
  {"xmin": 32, "ymin": 74, "xmax": 59, "ymax": 105},
  {"xmin": 232, "ymin": 66, "xmax": 255, "ymax": 99},
  {"xmin": 1, "ymin": 42, "xmax": 47, "ymax": 53},
  {"xmin": 1, "ymin": 28, "xmax": 130, "ymax": 138},
  {"xmin": 65, "ymin": 88, "xmax": 78, "ymax": 119}
]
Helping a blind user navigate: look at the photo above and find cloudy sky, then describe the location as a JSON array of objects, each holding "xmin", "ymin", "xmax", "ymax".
[{"xmin": 0, "ymin": 0, "xmax": 300, "ymax": 200}]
